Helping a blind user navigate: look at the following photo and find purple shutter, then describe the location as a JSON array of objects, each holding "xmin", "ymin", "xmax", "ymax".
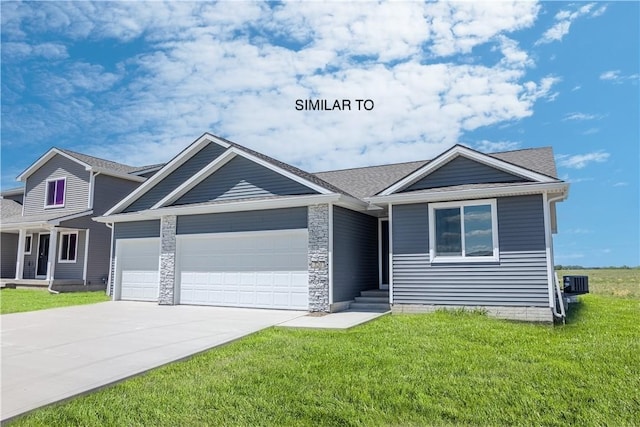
[{"xmin": 55, "ymin": 179, "xmax": 65, "ymax": 205}]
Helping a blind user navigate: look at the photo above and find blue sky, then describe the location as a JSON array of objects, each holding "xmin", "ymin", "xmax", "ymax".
[{"xmin": 1, "ymin": 1, "xmax": 638, "ymax": 267}]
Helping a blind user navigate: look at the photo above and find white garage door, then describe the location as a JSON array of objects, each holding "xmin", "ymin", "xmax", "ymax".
[
  {"xmin": 177, "ymin": 229, "xmax": 308, "ymax": 310},
  {"xmin": 116, "ymin": 238, "xmax": 159, "ymax": 302}
]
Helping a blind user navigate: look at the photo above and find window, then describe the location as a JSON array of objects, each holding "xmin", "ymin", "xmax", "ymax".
[
  {"xmin": 59, "ymin": 232, "xmax": 78, "ymax": 263},
  {"xmin": 24, "ymin": 234, "xmax": 32, "ymax": 254},
  {"xmin": 45, "ymin": 178, "xmax": 66, "ymax": 207},
  {"xmin": 429, "ymin": 199, "xmax": 498, "ymax": 262}
]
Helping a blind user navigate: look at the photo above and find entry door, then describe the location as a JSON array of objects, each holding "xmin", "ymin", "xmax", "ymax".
[{"xmin": 36, "ymin": 234, "xmax": 50, "ymax": 277}]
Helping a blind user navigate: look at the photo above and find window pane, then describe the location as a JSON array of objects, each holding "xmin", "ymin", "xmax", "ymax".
[
  {"xmin": 464, "ymin": 205, "xmax": 493, "ymax": 256},
  {"xmin": 47, "ymin": 181, "xmax": 56, "ymax": 205},
  {"xmin": 55, "ymin": 180, "xmax": 65, "ymax": 205},
  {"xmin": 61, "ymin": 234, "xmax": 69, "ymax": 260},
  {"xmin": 25, "ymin": 236, "xmax": 32, "ymax": 252},
  {"xmin": 68, "ymin": 234, "xmax": 77, "ymax": 261},
  {"xmin": 435, "ymin": 208, "xmax": 461, "ymax": 256}
]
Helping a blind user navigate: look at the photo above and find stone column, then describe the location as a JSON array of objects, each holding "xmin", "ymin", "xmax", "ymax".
[
  {"xmin": 308, "ymin": 204, "xmax": 330, "ymax": 312},
  {"xmin": 159, "ymin": 215, "xmax": 177, "ymax": 305}
]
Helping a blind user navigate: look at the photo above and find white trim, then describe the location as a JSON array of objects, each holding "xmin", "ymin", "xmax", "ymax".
[
  {"xmin": 24, "ymin": 233, "xmax": 33, "ymax": 255},
  {"xmin": 88, "ymin": 172, "xmax": 96, "ymax": 209},
  {"xmin": 58, "ymin": 231, "xmax": 79, "ymax": 263},
  {"xmin": 47, "ymin": 230, "xmax": 58, "ymax": 281},
  {"xmin": 95, "ymin": 194, "xmax": 341, "ymax": 223},
  {"xmin": 15, "ymin": 229, "xmax": 26, "ymax": 280},
  {"xmin": 83, "ymin": 229, "xmax": 90, "ymax": 283},
  {"xmin": 176, "ymin": 228, "xmax": 308, "ymax": 241},
  {"xmin": 91, "ymin": 168, "xmax": 146, "ymax": 183},
  {"xmin": 104, "ymin": 133, "xmax": 230, "ymax": 216},
  {"xmin": 428, "ymin": 199, "xmax": 499, "ymax": 263},
  {"xmin": 379, "ymin": 145, "xmax": 556, "ymax": 196},
  {"xmin": 328, "ymin": 203, "xmax": 334, "ymax": 305},
  {"xmin": 369, "ymin": 182, "xmax": 569, "ymax": 205},
  {"xmin": 50, "ymin": 209, "xmax": 94, "ymax": 225},
  {"xmin": 17, "ymin": 149, "xmax": 92, "ymax": 182},
  {"xmin": 35, "ymin": 232, "xmax": 50, "ymax": 279},
  {"xmin": 106, "ymin": 223, "xmax": 114, "ymax": 297},
  {"xmin": 151, "ymin": 150, "xmax": 237, "ymax": 209},
  {"xmin": 43, "ymin": 177, "xmax": 67, "ymax": 209},
  {"xmin": 388, "ymin": 204, "xmax": 393, "ymax": 304}
]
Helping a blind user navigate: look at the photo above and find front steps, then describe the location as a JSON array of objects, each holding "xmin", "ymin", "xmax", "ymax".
[{"xmin": 349, "ymin": 289, "xmax": 390, "ymax": 311}]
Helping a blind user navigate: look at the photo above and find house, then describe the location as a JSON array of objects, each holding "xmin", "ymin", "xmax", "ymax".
[
  {"xmin": 96, "ymin": 132, "xmax": 569, "ymax": 322},
  {"xmin": 0, "ymin": 148, "xmax": 162, "ymax": 291}
]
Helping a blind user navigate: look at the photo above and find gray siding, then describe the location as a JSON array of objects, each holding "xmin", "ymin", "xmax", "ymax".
[
  {"xmin": 23, "ymin": 232, "xmax": 42, "ymax": 279},
  {"xmin": 124, "ymin": 143, "xmax": 226, "ymax": 212},
  {"xmin": 332, "ymin": 206, "xmax": 378, "ymax": 302},
  {"xmin": 177, "ymin": 207, "xmax": 307, "ymax": 235},
  {"xmin": 174, "ymin": 156, "xmax": 317, "ymax": 206},
  {"xmin": 403, "ymin": 156, "xmax": 527, "ymax": 192},
  {"xmin": 1, "ymin": 233, "xmax": 18, "ymax": 278},
  {"xmin": 24, "ymin": 154, "xmax": 91, "ymax": 216},
  {"xmin": 391, "ymin": 195, "xmax": 549, "ymax": 307},
  {"xmin": 114, "ymin": 220, "xmax": 161, "ymax": 239},
  {"xmin": 54, "ymin": 230, "xmax": 86, "ymax": 280}
]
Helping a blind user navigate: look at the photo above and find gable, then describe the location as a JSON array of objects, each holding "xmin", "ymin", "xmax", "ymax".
[
  {"xmin": 124, "ymin": 142, "xmax": 226, "ymax": 213},
  {"xmin": 401, "ymin": 156, "xmax": 529, "ymax": 192},
  {"xmin": 173, "ymin": 156, "xmax": 318, "ymax": 206},
  {"xmin": 23, "ymin": 153, "xmax": 91, "ymax": 216}
]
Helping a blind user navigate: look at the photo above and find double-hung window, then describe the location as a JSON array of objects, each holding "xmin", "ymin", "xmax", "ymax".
[
  {"xmin": 59, "ymin": 232, "xmax": 78, "ymax": 263},
  {"xmin": 428, "ymin": 199, "xmax": 498, "ymax": 263},
  {"xmin": 24, "ymin": 234, "xmax": 33, "ymax": 255},
  {"xmin": 45, "ymin": 178, "xmax": 66, "ymax": 207}
]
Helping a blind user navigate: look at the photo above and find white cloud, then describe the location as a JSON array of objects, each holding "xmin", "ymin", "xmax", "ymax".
[
  {"xmin": 557, "ymin": 152, "xmax": 610, "ymax": 169},
  {"xmin": 562, "ymin": 112, "xmax": 602, "ymax": 121},
  {"xmin": 613, "ymin": 182, "xmax": 628, "ymax": 187},
  {"xmin": 474, "ymin": 140, "xmax": 521, "ymax": 152},
  {"xmin": 600, "ymin": 70, "xmax": 640, "ymax": 84},
  {"xmin": 600, "ymin": 70, "xmax": 621, "ymax": 81},
  {"xmin": 1, "ymin": 41, "xmax": 68, "ymax": 61},
  {"xmin": 536, "ymin": 3, "xmax": 603, "ymax": 45}
]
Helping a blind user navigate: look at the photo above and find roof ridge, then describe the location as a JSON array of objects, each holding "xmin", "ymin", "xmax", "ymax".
[
  {"xmin": 58, "ymin": 148, "xmax": 135, "ymax": 168},
  {"xmin": 489, "ymin": 146, "xmax": 552, "ymax": 155},
  {"xmin": 314, "ymin": 159, "xmax": 429, "ymax": 174}
]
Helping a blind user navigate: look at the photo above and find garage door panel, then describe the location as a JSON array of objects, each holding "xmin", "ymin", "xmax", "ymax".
[
  {"xmin": 117, "ymin": 238, "xmax": 159, "ymax": 302},
  {"xmin": 178, "ymin": 230, "xmax": 309, "ymax": 310}
]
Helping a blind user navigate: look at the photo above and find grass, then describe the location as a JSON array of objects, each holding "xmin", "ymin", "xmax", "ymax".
[
  {"xmin": 9, "ymin": 270, "xmax": 640, "ymax": 426},
  {"xmin": 559, "ymin": 268, "xmax": 640, "ymax": 298},
  {"xmin": 0, "ymin": 289, "xmax": 110, "ymax": 315}
]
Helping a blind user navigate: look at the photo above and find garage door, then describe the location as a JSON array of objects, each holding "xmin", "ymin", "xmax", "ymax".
[
  {"xmin": 177, "ymin": 229, "xmax": 308, "ymax": 310},
  {"xmin": 116, "ymin": 238, "xmax": 159, "ymax": 302}
]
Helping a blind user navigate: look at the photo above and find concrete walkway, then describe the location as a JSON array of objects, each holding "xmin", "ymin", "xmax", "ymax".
[
  {"xmin": 1, "ymin": 302, "xmax": 305, "ymax": 422},
  {"xmin": 278, "ymin": 309, "xmax": 390, "ymax": 329}
]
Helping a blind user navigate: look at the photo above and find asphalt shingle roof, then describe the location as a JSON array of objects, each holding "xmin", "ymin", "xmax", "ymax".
[
  {"xmin": 0, "ymin": 199, "xmax": 23, "ymax": 221},
  {"xmin": 58, "ymin": 149, "xmax": 161, "ymax": 176}
]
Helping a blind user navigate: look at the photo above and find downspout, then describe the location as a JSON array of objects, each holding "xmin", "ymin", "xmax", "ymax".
[{"xmin": 546, "ymin": 193, "xmax": 567, "ymax": 320}]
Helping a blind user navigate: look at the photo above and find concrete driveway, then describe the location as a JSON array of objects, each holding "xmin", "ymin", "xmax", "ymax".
[{"xmin": 1, "ymin": 301, "xmax": 305, "ymax": 422}]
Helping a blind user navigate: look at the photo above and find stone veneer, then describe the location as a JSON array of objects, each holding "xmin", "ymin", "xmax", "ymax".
[
  {"xmin": 391, "ymin": 304, "xmax": 554, "ymax": 323},
  {"xmin": 307, "ymin": 204, "xmax": 330, "ymax": 312},
  {"xmin": 159, "ymin": 215, "xmax": 177, "ymax": 305}
]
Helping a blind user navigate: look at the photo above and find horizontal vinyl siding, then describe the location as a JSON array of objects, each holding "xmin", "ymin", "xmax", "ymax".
[
  {"xmin": 403, "ymin": 156, "xmax": 527, "ymax": 191},
  {"xmin": 177, "ymin": 207, "xmax": 307, "ymax": 234},
  {"xmin": 332, "ymin": 206, "xmax": 378, "ymax": 302},
  {"xmin": 174, "ymin": 156, "xmax": 317, "ymax": 205},
  {"xmin": 24, "ymin": 154, "xmax": 90, "ymax": 216},
  {"xmin": 54, "ymin": 230, "xmax": 86, "ymax": 280},
  {"xmin": 94, "ymin": 175, "xmax": 141, "ymax": 215},
  {"xmin": 124, "ymin": 143, "xmax": 226, "ymax": 212},
  {"xmin": 392, "ymin": 195, "xmax": 549, "ymax": 307},
  {"xmin": 1, "ymin": 233, "xmax": 18, "ymax": 278},
  {"xmin": 114, "ymin": 220, "xmax": 161, "ymax": 239}
]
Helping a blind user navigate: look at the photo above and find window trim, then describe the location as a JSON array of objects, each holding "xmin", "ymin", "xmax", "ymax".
[
  {"xmin": 24, "ymin": 234, "xmax": 33, "ymax": 255},
  {"xmin": 44, "ymin": 177, "xmax": 67, "ymax": 208},
  {"xmin": 428, "ymin": 198, "xmax": 499, "ymax": 263},
  {"xmin": 58, "ymin": 231, "xmax": 78, "ymax": 263}
]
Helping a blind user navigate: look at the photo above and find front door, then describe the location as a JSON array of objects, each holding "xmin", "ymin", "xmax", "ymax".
[{"xmin": 36, "ymin": 234, "xmax": 50, "ymax": 277}]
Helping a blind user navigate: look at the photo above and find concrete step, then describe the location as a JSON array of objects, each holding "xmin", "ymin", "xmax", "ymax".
[
  {"xmin": 360, "ymin": 289, "xmax": 389, "ymax": 298},
  {"xmin": 349, "ymin": 302, "xmax": 391, "ymax": 311},
  {"xmin": 354, "ymin": 296, "xmax": 389, "ymax": 304}
]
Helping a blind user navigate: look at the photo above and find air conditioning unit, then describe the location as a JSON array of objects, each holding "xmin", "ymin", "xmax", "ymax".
[{"xmin": 563, "ymin": 275, "xmax": 589, "ymax": 295}]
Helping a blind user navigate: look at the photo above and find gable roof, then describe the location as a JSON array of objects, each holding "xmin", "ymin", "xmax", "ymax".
[
  {"xmin": 105, "ymin": 133, "xmax": 359, "ymax": 215},
  {"xmin": 16, "ymin": 148, "xmax": 151, "ymax": 183},
  {"xmin": 377, "ymin": 144, "xmax": 559, "ymax": 196},
  {"xmin": 0, "ymin": 199, "xmax": 23, "ymax": 221}
]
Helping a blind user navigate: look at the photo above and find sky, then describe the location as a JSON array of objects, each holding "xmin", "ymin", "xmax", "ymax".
[{"xmin": 1, "ymin": 1, "xmax": 638, "ymax": 267}]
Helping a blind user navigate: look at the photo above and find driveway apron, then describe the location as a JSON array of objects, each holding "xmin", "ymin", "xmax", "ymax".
[{"xmin": 1, "ymin": 301, "xmax": 305, "ymax": 422}]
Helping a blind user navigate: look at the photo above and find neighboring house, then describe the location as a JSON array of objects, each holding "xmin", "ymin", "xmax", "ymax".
[
  {"xmin": 0, "ymin": 148, "xmax": 162, "ymax": 291},
  {"xmin": 96, "ymin": 132, "xmax": 569, "ymax": 322}
]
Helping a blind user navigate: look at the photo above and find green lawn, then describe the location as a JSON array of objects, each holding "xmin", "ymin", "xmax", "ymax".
[
  {"xmin": 9, "ymin": 280, "xmax": 639, "ymax": 426},
  {"xmin": 0, "ymin": 289, "xmax": 110, "ymax": 315}
]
